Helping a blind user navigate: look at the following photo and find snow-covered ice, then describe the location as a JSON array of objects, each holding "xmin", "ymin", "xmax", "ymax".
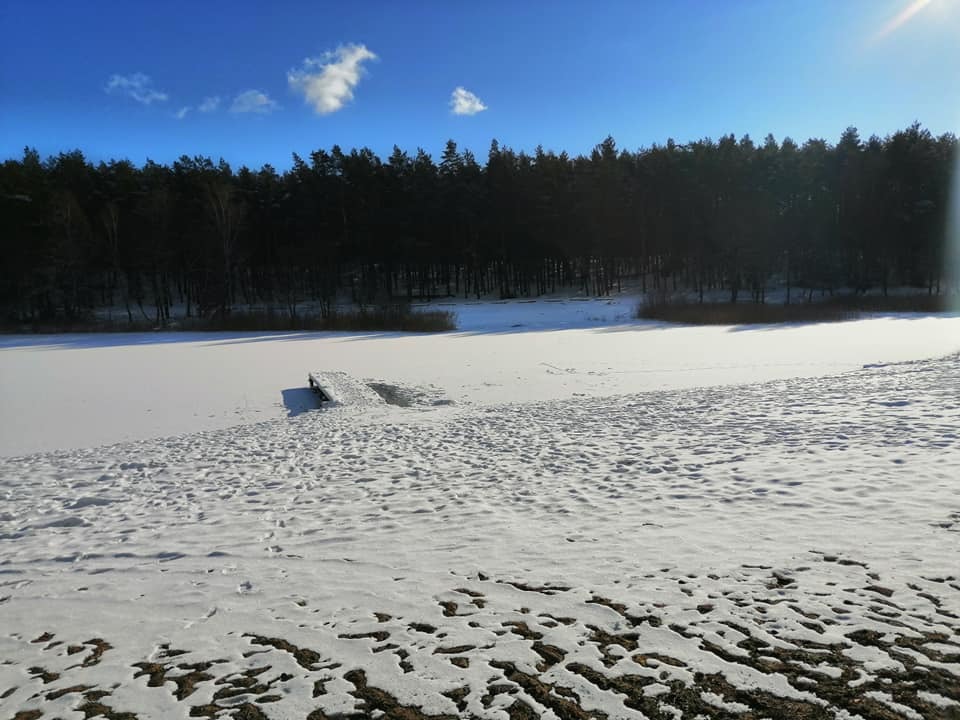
[
  {"xmin": 1, "ymin": 300, "xmax": 959, "ymax": 456},
  {"xmin": 1, "ymin": 304, "xmax": 959, "ymax": 718}
]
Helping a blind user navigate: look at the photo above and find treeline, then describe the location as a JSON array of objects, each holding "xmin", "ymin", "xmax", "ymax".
[{"xmin": 1, "ymin": 124, "xmax": 956, "ymax": 324}]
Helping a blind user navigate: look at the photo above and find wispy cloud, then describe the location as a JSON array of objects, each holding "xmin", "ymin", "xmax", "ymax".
[
  {"xmin": 174, "ymin": 106, "xmax": 190, "ymax": 120},
  {"xmin": 450, "ymin": 86, "xmax": 487, "ymax": 116},
  {"xmin": 230, "ymin": 90, "xmax": 278, "ymax": 114},
  {"xmin": 105, "ymin": 73, "xmax": 168, "ymax": 105},
  {"xmin": 198, "ymin": 96, "xmax": 221, "ymax": 113},
  {"xmin": 288, "ymin": 44, "xmax": 377, "ymax": 115}
]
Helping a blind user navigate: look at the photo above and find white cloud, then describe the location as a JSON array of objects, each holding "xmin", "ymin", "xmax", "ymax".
[
  {"xmin": 198, "ymin": 96, "xmax": 221, "ymax": 113},
  {"xmin": 175, "ymin": 106, "xmax": 190, "ymax": 120},
  {"xmin": 229, "ymin": 90, "xmax": 278, "ymax": 114},
  {"xmin": 450, "ymin": 86, "xmax": 487, "ymax": 116},
  {"xmin": 288, "ymin": 43, "xmax": 377, "ymax": 115},
  {"xmin": 105, "ymin": 73, "xmax": 168, "ymax": 105}
]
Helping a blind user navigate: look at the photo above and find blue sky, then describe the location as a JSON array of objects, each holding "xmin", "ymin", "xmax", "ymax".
[{"xmin": 2, "ymin": 0, "xmax": 959, "ymax": 169}]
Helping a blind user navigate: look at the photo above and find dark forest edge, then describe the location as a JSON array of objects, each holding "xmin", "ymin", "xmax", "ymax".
[
  {"xmin": 2, "ymin": 123, "xmax": 958, "ymax": 330},
  {"xmin": 636, "ymin": 292, "xmax": 949, "ymax": 325},
  {"xmin": 0, "ymin": 305, "xmax": 456, "ymax": 334}
]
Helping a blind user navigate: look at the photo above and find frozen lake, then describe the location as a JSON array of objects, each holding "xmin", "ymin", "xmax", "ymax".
[{"xmin": 2, "ymin": 301, "xmax": 958, "ymax": 456}]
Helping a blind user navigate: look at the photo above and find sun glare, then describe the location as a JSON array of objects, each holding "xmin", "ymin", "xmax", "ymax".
[
  {"xmin": 949, "ymin": 139, "xmax": 960, "ymax": 311},
  {"xmin": 873, "ymin": 0, "xmax": 934, "ymax": 42}
]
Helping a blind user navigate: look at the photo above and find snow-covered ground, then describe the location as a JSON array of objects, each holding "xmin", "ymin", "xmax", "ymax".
[{"xmin": 1, "ymin": 302, "xmax": 959, "ymax": 719}]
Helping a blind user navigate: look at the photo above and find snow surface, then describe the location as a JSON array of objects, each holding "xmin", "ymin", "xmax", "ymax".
[
  {"xmin": 1, "ymin": 298, "xmax": 958, "ymax": 456},
  {"xmin": 1, "ymin": 302, "xmax": 959, "ymax": 718}
]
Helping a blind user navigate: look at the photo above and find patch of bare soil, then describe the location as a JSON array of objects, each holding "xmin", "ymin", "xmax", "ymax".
[{"xmin": 5, "ymin": 566, "xmax": 960, "ymax": 719}]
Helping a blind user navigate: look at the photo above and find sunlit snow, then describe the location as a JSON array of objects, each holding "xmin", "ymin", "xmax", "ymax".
[{"xmin": 1, "ymin": 302, "xmax": 958, "ymax": 718}]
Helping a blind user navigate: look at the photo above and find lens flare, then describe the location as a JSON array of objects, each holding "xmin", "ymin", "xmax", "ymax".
[
  {"xmin": 873, "ymin": 0, "xmax": 934, "ymax": 43},
  {"xmin": 948, "ymin": 143, "xmax": 960, "ymax": 313}
]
